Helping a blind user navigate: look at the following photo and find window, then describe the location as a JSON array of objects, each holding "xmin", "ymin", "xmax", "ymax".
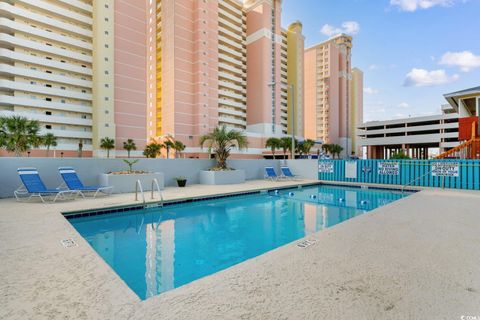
[
  {"xmin": 81, "ymin": 90, "xmax": 86, "ymax": 93},
  {"xmin": 45, "ymin": 111, "xmax": 52, "ymax": 115},
  {"xmin": 46, "ymin": 125, "xmax": 52, "ymax": 129},
  {"xmin": 81, "ymin": 65, "xmax": 86, "ymax": 68},
  {"xmin": 46, "ymin": 43, "xmax": 52, "ymax": 46},
  {"xmin": 46, "ymin": 84, "xmax": 52, "ymax": 88},
  {"xmin": 46, "ymin": 57, "xmax": 52, "ymax": 60},
  {"xmin": 45, "ymin": 98, "xmax": 52, "ymax": 102},
  {"xmin": 60, "ymin": 86, "xmax": 66, "ymax": 90},
  {"xmin": 104, "ymin": 18, "xmax": 108, "ymax": 22},
  {"xmin": 105, "ymin": 31, "xmax": 109, "ymax": 35},
  {"xmin": 104, "ymin": 57, "xmax": 108, "ymax": 61},
  {"xmin": 105, "ymin": 44, "xmax": 109, "ymax": 48},
  {"xmin": 104, "ymin": 97, "xmax": 109, "ymax": 101},
  {"xmin": 81, "ymin": 114, "xmax": 87, "ymax": 119},
  {"xmin": 61, "ymin": 99, "xmax": 66, "ymax": 103},
  {"xmin": 61, "ymin": 60, "xmax": 66, "ymax": 63},
  {"xmin": 104, "ymin": 71, "xmax": 109, "ymax": 75},
  {"xmin": 46, "ymin": 70, "xmax": 52, "ymax": 74},
  {"xmin": 105, "ymin": 84, "xmax": 109, "ymax": 88}
]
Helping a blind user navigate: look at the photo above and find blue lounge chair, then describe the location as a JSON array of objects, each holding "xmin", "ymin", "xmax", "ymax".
[
  {"xmin": 264, "ymin": 167, "xmax": 280, "ymax": 181},
  {"xmin": 58, "ymin": 167, "xmax": 113, "ymax": 198},
  {"xmin": 15, "ymin": 168, "xmax": 80, "ymax": 202},
  {"xmin": 280, "ymin": 166, "xmax": 300, "ymax": 180}
]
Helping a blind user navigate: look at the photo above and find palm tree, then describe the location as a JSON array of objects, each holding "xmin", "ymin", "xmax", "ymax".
[
  {"xmin": 330, "ymin": 144, "xmax": 344, "ymax": 159},
  {"xmin": 280, "ymin": 137, "xmax": 291, "ymax": 159},
  {"xmin": 265, "ymin": 137, "xmax": 281, "ymax": 159},
  {"xmin": 299, "ymin": 139, "xmax": 315, "ymax": 157},
  {"xmin": 123, "ymin": 139, "xmax": 137, "ymax": 158},
  {"xmin": 173, "ymin": 140, "xmax": 186, "ymax": 158},
  {"xmin": 163, "ymin": 139, "xmax": 175, "ymax": 159},
  {"xmin": 100, "ymin": 137, "xmax": 115, "ymax": 158},
  {"xmin": 200, "ymin": 125, "xmax": 248, "ymax": 170},
  {"xmin": 0, "ymin": 115, "xmax": 42, "ymax": 156},
  {"xmin": 143, "ymin": 142, "xmax": 162, "ymax": 158},
  {"xmin": 42, "ymin": 133, "xmax": 57, "ymax": 157}
]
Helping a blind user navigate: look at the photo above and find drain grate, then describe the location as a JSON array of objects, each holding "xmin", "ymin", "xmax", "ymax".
[
  {"xmin": 61, "ymin": 238, "xmax": 77, "ymax": 248},
  {"xmin": 297, "ymin": 239, "xmax": 317, "ymax": 248}
]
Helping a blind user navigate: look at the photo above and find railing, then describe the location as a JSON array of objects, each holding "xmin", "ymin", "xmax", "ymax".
[
  {"xmin": 135, "ymin": 179, "xmax": 164, "ymax": 207},
  {"xmin": 135, "ymin": 179, "xmax": 145, "ymax": 204},
  {"xmin": 150, "ymin": 178, "xmax": 164, "ymax": 206},
  {"xmin": 401, "ymin": 168, "xmax": 433, "ymax": 194},
  {"xmin": 436, "ymin": 138, "xmax": 480, "ymax": 159}
]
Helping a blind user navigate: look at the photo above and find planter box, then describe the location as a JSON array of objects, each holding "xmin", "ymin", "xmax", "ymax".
[
  {"xmin": 98, "ymin": 172, "xmax": 164, "ymax": 194},
  {"xmin": 199, "ymin": 169, "xmax": 245, "ymax": 185}
]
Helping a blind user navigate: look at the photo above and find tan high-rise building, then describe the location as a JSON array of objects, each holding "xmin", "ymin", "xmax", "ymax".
[
  {"xmin": 304, "ymin": 34, "xmax": 362, "ymax": 156},
  {"xmin": 350, "ymin": 67, "xmax": 363, "ymax": 156},
  {"xmin": 0, "ymin": 0, "xmax": 148, "ymax": 157}
]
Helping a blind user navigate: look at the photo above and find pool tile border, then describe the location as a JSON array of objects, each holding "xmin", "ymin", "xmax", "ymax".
[{"xmin": 62, "ymin": 181, "xmax": 416, "ymax": 220}]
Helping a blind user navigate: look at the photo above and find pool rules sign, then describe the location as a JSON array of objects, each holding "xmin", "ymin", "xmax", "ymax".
[{"xmin": 431, "ymin": 162, "xmax": 460, "ymax": 177}]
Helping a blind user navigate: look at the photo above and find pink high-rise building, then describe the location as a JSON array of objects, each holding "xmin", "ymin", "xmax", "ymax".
[{"xmin": 148, "ymin": 0, "xmax": 303, "ymax": 158}]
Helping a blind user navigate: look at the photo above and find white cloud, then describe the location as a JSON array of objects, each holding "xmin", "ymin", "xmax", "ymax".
[
  {"xmin": 439, "ymin": 51, "xmax": 480, "ymax": 72},
  {"xmin": 364, "ymin": 87, "xmax": 379, "ymax": 95},
  {"xmin": 320, "ymin": 21, "xmax": 360, "ymax": 37},
  {"xmin": 369, "ymin": 64, "xmax": 379, "ymax": 70},
  {"xmin": 398, "ymin": 102, "xmax": 410, "ymax": 108},
  {"xmin": 404, "ymin": 68, "xmax": 459, "ymax": 87},
  {"xmin": 390, "ymin": 0, "xmax": 462, "ymax": 12}
]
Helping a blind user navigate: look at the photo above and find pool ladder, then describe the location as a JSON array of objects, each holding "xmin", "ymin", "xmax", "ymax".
[{"xmin": 135, "ymin": 179, "xmax": 164, "ymax": 207}]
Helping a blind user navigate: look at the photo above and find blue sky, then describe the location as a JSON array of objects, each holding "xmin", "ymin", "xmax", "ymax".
[{"xmin": 281, "ymin": 0, "xmax": 480, "ymax": 122}]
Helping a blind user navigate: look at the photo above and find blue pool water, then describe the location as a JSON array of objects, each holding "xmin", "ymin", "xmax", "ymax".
[{"xmin": 69, "ymin": 184, "xmax": 410, "ymax": 300}]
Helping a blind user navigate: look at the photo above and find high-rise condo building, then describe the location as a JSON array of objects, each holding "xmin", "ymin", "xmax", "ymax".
[
  {"xmin": 350, "ymin": 67, "xmax": 363, "ymax": 156},
  {"xmin": 0, "ymin": 0, "xmax": 147, "ymax": 157},
  {"xmin": 149, "ymin": 0, "xmax": 304, "ymax": 157},
  {"xmin": 0, "ymin": 0, "xmax": 305, "ymax": 158},
  {"xmin": 304, "ymin": 34, "xmax": 362, "ymax": 156}
]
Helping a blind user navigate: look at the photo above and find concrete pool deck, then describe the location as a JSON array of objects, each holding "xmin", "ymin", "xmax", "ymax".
[{"xmin": 0, "ymin": 180, "xmax": 479, "ymax": 319}]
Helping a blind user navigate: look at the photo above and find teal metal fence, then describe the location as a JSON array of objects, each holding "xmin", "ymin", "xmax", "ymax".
[{"xmin": 318, "ymin": 159, "xmax": 480, "ymax": 190}]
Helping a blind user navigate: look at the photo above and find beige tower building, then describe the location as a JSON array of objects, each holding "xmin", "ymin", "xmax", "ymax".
[
  {"xmin": 305, "ymin": 34, "xmax": 362, "ymax": 156},
  {"xmin": 0, "ymin": 0, "xmax": 148, "ymax": 157},
  {"xmin": 350, "ymin": 67, "xmax": 363, "ymax": 156}
]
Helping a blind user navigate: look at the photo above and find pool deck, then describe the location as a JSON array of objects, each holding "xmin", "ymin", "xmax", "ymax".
[{"xmin": 1, "ymin": 179, "xmax": 479, "ymax": 319}]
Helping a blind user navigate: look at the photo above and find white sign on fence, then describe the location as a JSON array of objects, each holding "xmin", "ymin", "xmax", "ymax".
[
  {"xmin": 377, "ymin": 162, "xmax": 400, "ymax": 175},
  {"xmin": 431, "ymin": 162, "xmax": 459, "ymax": 177},
  {"xmin": 345, "ymin": 161, "xmax": 357, "ymax": 179},
  {"xmin": 318, "ymin": 162, "xmax": 334, "ymax": 173}
]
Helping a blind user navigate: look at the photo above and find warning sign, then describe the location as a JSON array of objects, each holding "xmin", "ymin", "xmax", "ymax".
[
  {"xmin": 431, "ymin": 162, "xmax": 459, "ymax": 177},
  {"xmin": 377, "ymin": 162, "xmax": 400, "ymax": 175}
]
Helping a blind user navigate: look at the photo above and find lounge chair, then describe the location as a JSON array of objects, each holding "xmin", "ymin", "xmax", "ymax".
[
  {"xmin": 280, "ymin": 166, "xmax": 300, "ymax": 180},
  {"xmin": 15, "ymin": 168, "xmax": 80, "ymax": 202},
  {"xmin": 264, "ymin": 167, "xmax": 280, "ymax": 181},
  {"xmin": 58, "ymin": 167, "xmax": 113, "ymax": 198}
]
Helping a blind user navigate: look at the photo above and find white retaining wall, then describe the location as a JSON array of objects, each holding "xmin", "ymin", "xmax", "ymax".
[{"xmin": 0, "ymin": 158, "xmax": 318, "ymax": 198}]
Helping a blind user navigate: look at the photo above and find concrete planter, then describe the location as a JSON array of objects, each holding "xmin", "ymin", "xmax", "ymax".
[
  {"xmin": 98, "ymin": 172, "xmax": 164, "ymax": 194},
  {"xmin": 199, "ymin": 169, "xmax": 245, "ymax": 185}
]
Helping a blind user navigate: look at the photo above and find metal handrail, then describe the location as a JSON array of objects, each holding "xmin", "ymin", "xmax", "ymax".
[
  {"xmin": 151, "ymin": 178, "xmax": 164, "ymax": 206},
  {"xmin": 401, "ymin": 169, "xmax": 433, "ymax": 194},
  {"xmin": 135, "ymin": 179, "xmax": 145, "ymax": 204}
]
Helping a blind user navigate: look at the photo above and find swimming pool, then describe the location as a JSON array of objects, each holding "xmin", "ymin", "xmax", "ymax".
[{"xmin": 68, "ymin": 184, "xmax": 411, "ymax": 300}]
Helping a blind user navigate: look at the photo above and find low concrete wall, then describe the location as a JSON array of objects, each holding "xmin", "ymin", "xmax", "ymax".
[{"xmin": 0, "ymin": 158, "xmax": 317, "ymax": 198}]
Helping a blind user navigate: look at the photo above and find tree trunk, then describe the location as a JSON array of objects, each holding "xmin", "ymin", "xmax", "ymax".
[
  {"xmin": 46, "ymin": 146, "xmax": 50, "ymax": 157},
  {"xmin": 107, "ymin": 149, "xmax": 110, "ymax": 158}
]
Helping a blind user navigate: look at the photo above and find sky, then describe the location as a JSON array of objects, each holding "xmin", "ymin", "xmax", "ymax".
[{"xmin": 281, "ymin": 0, "xmax": 480, "ymax": 122}]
